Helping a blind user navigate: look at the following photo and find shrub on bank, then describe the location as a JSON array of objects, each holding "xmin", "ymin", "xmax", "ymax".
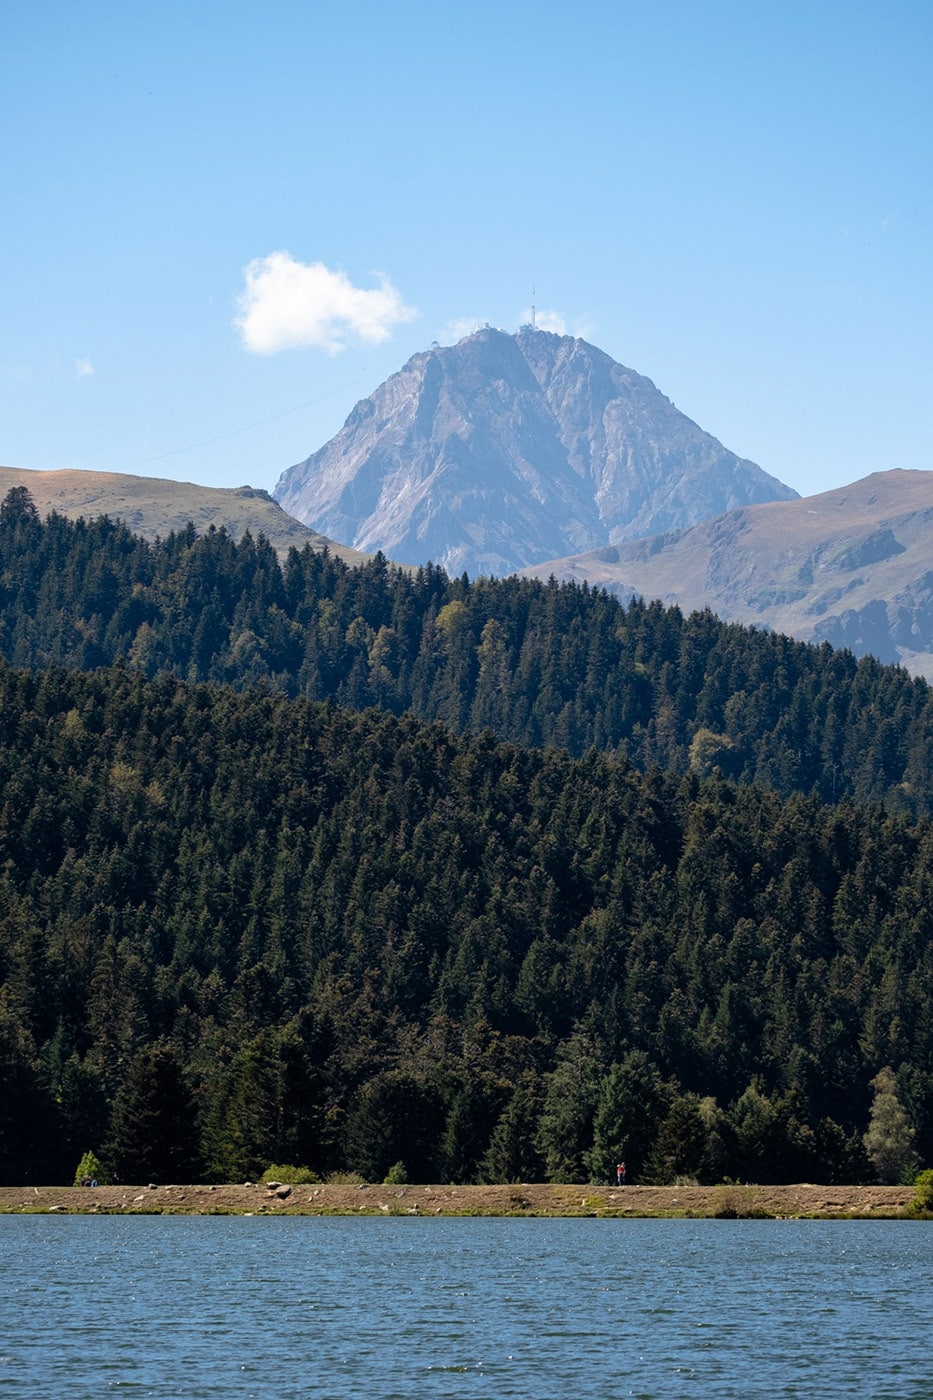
[
  {"xmin": 260, "ymin": 1164, "xmax": 320, "ymax": 1185},
  {"xmin": 73, "ymin": 1151, "xmax": 106, "ymax": 1186},
  {"xmin": 911, "ymin": 1168, "xmax": 933, "ymax": 1214}
]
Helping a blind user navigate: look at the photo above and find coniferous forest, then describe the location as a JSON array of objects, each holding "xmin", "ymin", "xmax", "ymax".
[{"xmin": 0, "ymin": 487, "xmax": 930, "ymax": 1185}]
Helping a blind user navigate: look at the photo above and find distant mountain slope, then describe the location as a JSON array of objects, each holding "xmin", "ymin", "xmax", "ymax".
[
  {"xmin": 274, "ymin": 328, "xmax": 796, "ymax": 578},
  {"xmin": 522, "ymin": 469, "xmax": 933, "ymax": 677},
  {"xmin": 0, "ymin": 465, "xmax": 372, "ymax": 565}
]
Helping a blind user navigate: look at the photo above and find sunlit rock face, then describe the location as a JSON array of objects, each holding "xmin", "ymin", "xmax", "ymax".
[{"xmin": 274, "ymin": 327, "xmax": 796, "ymax": 578}]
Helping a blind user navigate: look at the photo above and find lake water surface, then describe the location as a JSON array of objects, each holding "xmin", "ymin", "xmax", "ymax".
[{"xmin": 0, "ymin": 1216, "xmax": 929, "ymax": 1398}]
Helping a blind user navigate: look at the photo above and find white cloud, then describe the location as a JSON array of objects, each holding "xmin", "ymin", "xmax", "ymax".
[
  {"xmin": 516, "ymin": 308, "xmax": 597, "ymax": 340},
  {"xmin": 441, "ymin": 317, "xmax": 488, "ymax": 343},
  {"xmin": 75, "ymin": 357, "xmax": 95, "ymax": 379},
  {"xmin": 522, "ymin": 307, "xmax": 566, "ymax": 334},
  {"xmin": 517, "ymin": 307, "xmax": 572, "ymax": 334},
  {"xmin": 235, "ymin": 252, "xmax": 417, "ymax": 355},
  {"xmin": 437, "ymin": 309, "xmax": 599, "ymax": 349}
]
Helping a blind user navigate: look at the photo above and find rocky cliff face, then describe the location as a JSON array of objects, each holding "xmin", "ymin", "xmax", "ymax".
[{"xmin": 274, "ymin": 328, "xmax": 797, "ymax": 577}]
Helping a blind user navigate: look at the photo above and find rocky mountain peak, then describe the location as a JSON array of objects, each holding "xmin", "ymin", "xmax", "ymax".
[{"xmin": 274, "ymin": 329, "xmax": 797, "ymax": 578}]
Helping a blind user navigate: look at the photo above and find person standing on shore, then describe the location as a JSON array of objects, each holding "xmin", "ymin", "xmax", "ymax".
[{"xmin": 616, "ymin": 1161, "xmax": 627, "ymax": 1186}]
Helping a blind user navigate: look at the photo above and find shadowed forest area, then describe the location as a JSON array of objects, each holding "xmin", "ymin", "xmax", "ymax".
[{"xmin": 0, "ymin": 488, "xmax": 930, "ymax": 1186}]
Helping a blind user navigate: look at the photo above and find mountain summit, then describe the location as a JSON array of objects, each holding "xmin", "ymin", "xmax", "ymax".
[{"xmin": 274, "ymin": 328, "xmax": 797, "ymax": 577}]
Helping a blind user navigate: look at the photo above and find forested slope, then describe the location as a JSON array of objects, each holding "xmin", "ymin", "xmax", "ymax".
[
  {"xmin": 1, "ymin": 664, "xmax": 930, "ymax": 1185},
  {"xmin": 2, "ymin": 486, "xmax": 933, "ymax": 817}
]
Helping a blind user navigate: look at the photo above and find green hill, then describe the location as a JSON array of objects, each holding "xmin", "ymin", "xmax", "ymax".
[
  {"xmin": 2, "ymin": 484, "xmax": 933, "ymax": 816},
  {"xmin": 0, "ymin": 484, "xmax": 930, "ymax": 1188},
  {"xmin": 0, "ymin": 664, "xmax": 929, "ymax": 1185},
  {"xmin": 0, "ymin": 465, "xmax": 373, "ymax": 566}
]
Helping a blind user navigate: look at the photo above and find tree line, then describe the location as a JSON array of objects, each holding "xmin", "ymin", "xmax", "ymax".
[
  {"xmin": 0, "ymin": 663, "xmax": 928, "ymax": 1185},
  {"xmin": 2, "ymin": 486, "xmax": 933, "ymax": 817}
]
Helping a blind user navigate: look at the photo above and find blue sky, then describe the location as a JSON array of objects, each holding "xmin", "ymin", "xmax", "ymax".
[{"xmin": 2, "ymin": 0, "xmax": 930, "ymax": 501}]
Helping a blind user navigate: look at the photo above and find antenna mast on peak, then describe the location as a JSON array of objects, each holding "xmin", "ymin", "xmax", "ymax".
[{"xmin": 531, "ymin": 285, "xmax": 536, "ymax": 330}]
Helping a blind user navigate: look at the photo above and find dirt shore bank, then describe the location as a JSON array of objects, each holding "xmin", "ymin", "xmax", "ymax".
[{"xmin": 0, "ymin": 1181, "xmax": 919, "ymax": 1218}]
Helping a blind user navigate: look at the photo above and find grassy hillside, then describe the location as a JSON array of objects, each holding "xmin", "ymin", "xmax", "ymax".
[
  {"xmin": 0, "ymin": 465, "xmax": 373, "ymax": 566},
  {"xmin": 524, "ymin": 470, "xmax": 933, "ymax": 678}
]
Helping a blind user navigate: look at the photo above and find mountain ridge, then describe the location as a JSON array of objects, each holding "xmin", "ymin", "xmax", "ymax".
[
  {"xmin": 522, "ymin": 468, "xmax": 933, "ymax": 678},
  {"xmin": 274, "ymin": 328, "xmax": 797, "ymax": 577}
]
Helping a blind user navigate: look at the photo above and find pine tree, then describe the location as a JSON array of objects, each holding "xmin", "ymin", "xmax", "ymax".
[
  {"xmin": 645, "ymin": 1093, "xmax": 708, "ymax": 1184},
  {"xmin": 344, "ymin": 1071, "xmax": 442, "ymax": 1183},
  {"xmin": 537, "ymin": 1033, "xmax": 602, "ymax": 1182},
  {"xmin": 107, "ymin": 1044, "xmax": 201, "ymax": 1183},
  {"xmin": 585, "ymin": 1052, "xmax": 667, "ymax": 1184},
  {"xmin": 479, "ymin": 1072, "xmax": 544, "ymax": 1183}
]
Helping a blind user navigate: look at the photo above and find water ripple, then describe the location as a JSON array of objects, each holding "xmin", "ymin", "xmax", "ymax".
[{"xmin": 0, "ymin": 1216, "xmax": 929, "ymax": 1398}]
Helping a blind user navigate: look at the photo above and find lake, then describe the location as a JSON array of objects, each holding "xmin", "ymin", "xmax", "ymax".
[{"xmin": 0, "ymin": 1216, "xmax": 929, "ymax": 1397}]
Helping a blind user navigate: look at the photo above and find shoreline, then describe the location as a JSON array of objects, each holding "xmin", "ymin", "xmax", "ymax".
[{"xmin": 0, "ymin": 1181, "xmax": 919, "ymax": 1219}]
